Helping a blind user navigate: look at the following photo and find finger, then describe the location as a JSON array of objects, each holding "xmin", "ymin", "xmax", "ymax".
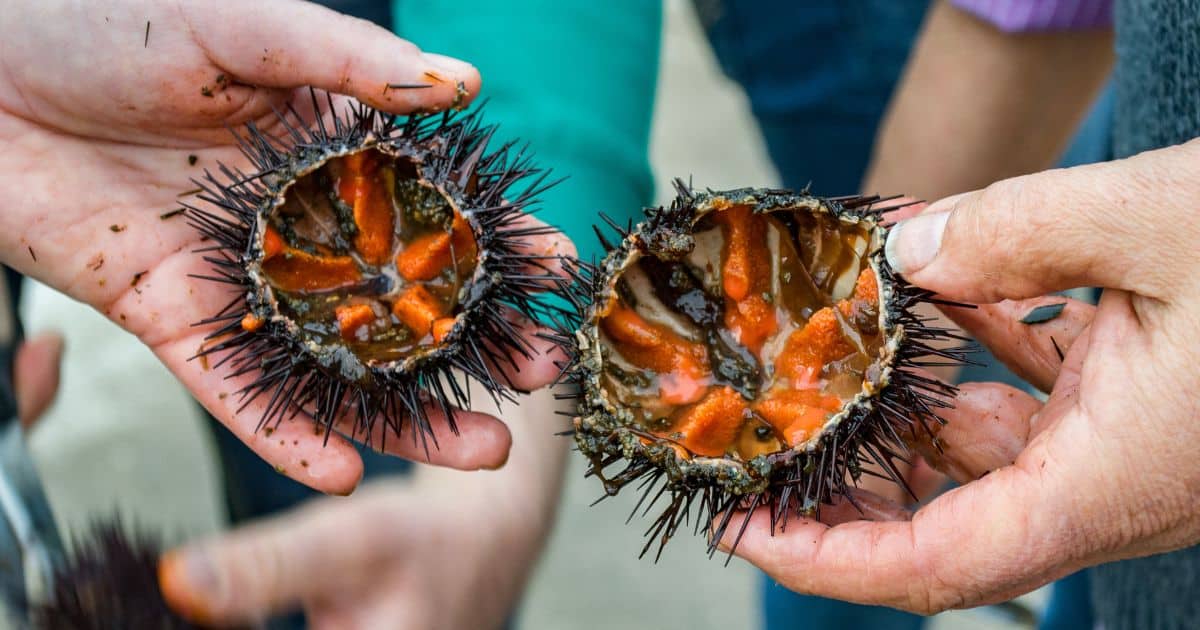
[
  {"xmin": 872, "ymin": 197, "xmax": 929, "ymax": 224},
  {"xmin": 818, "ymin": 489, "xmax": 913, "ymax": 526},
  {"xmin": 160, "ymin": 486, "xmax": 405, "ymax": 625},
  {"xmin": 908, "ymin": 381, "xmax": 1042, "ymax": 484},
  {"xmin": 500, "ymin": 211, "xmax": 578, "ymax": 291},
  {"xmin": 906, "ymin": 458, "xmax": 949, "ymax": 501},
  {"xmin": 155, "ymin": 331, "xmax": 366, "ymax": 496},
  {"xmin": 472, "ymin": 211, "xmax": 575, "ymax": 389},
  {"xmin": 342, "ymin": 597, "xmax": 423, "ymax": 630},
  {"xmin": 883, "ymin": 144, "xmax": 1193, "ymax": 303},
  {"xmin": 860, "ymin": 456, "xmax": 950, "ymax": 506},
  {"xmin": 942, "ymin": 296, "xmax": 1094, "ymax": 392},
  {"xmin": 854, "ymin": 463, "xmax": 917, "ymax": 506},
  {"xmin": 721, "ymin": 457, "xmax": 1083, "ymax": 614},
  {"xmin": 487, "ymin": 316, "xmax": 571, "ymax": 393},
  {"xmin": 338, "ymin": 405, "xmax": 513, "ymax": 471},
  {"xmin": 14, "ymin": 332, "xmax": 63, "ymax": 428},
  {"xmin": 724, "ymin": 342, "xmax": 1099, "ymax": 612},
  {"xmin": 182, "ymin": 0, "xmax": 481, "ymax": 114}
]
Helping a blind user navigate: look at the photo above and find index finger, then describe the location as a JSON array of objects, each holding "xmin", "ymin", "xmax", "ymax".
[{"xmin": 181, "ymin": 0, "xmax": 481, "ymax": 114}]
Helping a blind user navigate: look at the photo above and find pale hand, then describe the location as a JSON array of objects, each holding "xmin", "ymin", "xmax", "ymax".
[{"xmin": 0, "ymin": 0, "xmax": 569, "ymax": 494}]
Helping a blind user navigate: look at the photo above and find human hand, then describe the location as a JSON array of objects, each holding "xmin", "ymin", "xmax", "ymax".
[
  {"xmin": 158, "ymin": 480, "xmax": 539, "ymax": 629},
  {"xmin": 157, "ymin": 386, "xmax": 568, "ymax": 629},
  {"xmin": 0, "ymin": 0, "xmax": 569, "ymax": 494},
  {"xmin": 719, "ymin": 140, "xmax": 1200, "ymax": 613}
]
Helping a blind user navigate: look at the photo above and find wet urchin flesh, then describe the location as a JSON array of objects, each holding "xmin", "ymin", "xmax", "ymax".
[
  {"xmin": 550, "ymin": 181, "xmax": 971, "ymax": 558},
  {"xmin": 186, "ymin": 92, "xmax": 559, "ymax": 451}
]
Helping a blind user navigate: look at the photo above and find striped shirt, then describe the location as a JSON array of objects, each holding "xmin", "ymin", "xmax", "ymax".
[{"xmin": 952, "ymin": 0, "xmax": 1113, "ymax": 31}]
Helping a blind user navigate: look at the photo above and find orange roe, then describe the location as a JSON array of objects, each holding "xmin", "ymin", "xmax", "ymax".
[
  {"xmin": 391, "ymin": 284, "xmax": 447, "ymax": 339},
  {"xmin": 261, "ymin": 250, "xmax": 361, "ymax": 293},
  {"xmin": 334, "ymin": 304, "xmax": 376, "ymax": 341},
  {"xmin": 753, "ymin": 389, "xmax": 842, "ymax": 446},
  {"xmin": 600, "ymin": 303, "xmax": 710, "ymax": 405},
  {"xmin": 338, "ymin": 152, "xmax": 393, "ymax": 265},
  {"xmin": 396, "ymin": 215, "xmax": 476, "ymax": 282},
  {"xmin": 671, "ymin": 386, "xmax": 748, "ymax": 457}
]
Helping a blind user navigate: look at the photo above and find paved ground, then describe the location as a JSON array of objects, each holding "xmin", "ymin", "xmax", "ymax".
[{"xmin": 11, "ymin": 2, "xmax": 1037, "ymax": 629}]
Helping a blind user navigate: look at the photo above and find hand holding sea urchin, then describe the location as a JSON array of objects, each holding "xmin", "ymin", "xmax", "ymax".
[
  {"xmin": 552, "ymin": 181, "xmax": 970, "ymax": 557},
  {"xmin": 186, "ymin": 93, "xmax": 560, "ymax": 453}
]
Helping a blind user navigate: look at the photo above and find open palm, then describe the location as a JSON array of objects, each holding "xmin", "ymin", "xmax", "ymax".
[{"xmin": 0, "ymin": 0, "xmax": 564, "ymax": 494}]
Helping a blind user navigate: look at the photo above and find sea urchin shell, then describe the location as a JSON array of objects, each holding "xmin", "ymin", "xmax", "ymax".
[
  {"xmin": 551, "ymin": 181, "xmax": 970, "ymax": 557},
  {"xmin": 186, "ymin": 93, "xmax": 557, "ymax": 451},
  {"xmin": 14, "ymin": 521, "xmax": 222, "ymax": 630}
]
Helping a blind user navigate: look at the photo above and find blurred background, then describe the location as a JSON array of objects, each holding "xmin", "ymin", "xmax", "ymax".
[{"xmin": 12, "ymin": 2, "xmax": 1048, "ymax": 629}]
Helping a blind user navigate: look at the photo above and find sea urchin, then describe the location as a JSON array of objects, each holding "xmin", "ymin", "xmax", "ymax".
[
  {"xmin": 551, "ymin": 181, "xmax": 970, "ymax": 558},
  {"xmin": 185, "ymin": 93, "xmax": 558, "ymax": 452},
  {"xmin": 17, "ymin": 522, "xmax": 221, "ymax": 630}
]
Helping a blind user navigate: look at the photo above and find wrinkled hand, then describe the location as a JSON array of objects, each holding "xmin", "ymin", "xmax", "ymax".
[
  {"xmin": 0, "ymin": 0, "xmax": 568, "ymax": 494},
  {"xmin": 158, "ymin": 481, "xmax": 538, "ymax": 629},
  {"xmin": 721, "ymin": 140, "xmax": 1200, "ymax": 613}
]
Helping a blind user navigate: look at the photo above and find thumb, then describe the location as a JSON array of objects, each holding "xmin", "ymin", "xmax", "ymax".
[
  {"xmin": 182, "ymin": 0, "xmax": 480, "ymax": 113},
  {"xmin": 883, "ymin": 142, "xmax": 1194, "ymax": 303},
  {"xmin": 159, "ymin": 489, "xmax": 404, "ymax": 625}
]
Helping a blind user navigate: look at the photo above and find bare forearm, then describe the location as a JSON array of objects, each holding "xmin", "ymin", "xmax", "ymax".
[{"xmin": 863, "ymin": 0, "xmax": 1114, "ymax": 198}]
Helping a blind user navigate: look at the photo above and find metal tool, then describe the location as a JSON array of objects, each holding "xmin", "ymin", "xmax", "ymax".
[{"xmin": 0, "ymin": 270, "xmax": 64, "ymax": 615}]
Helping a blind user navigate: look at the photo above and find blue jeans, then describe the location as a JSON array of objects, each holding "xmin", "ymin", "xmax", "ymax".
[{"xmin": 698, "ymin": 1, "xmax": 1110, "ymax": 628}]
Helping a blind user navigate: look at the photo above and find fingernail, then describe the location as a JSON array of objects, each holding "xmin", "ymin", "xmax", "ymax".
[
  {"xmin": 885, "ymin": 211, "xmax": 950, "ymax": 276},
  {"xmin": 421, "ymin": 53, "xmax": 475, "ymax": 78}
]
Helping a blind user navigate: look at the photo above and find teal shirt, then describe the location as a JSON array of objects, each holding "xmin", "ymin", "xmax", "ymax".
[{"xmin": 393, "ymin": 2, "xmax": 662, "ymax": 261}]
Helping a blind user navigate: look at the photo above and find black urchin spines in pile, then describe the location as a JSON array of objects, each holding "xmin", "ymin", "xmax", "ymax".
[
  {"xmin": 548, "ymin": 179, "xmax": 973, "ymax": 560},
  {"xmin": 185, "ymin": 89, "xmax": 561, "ymax": 454},
  {"xmin": 13, "ymin": 521, "xmax": 217, "ymax": 630}
]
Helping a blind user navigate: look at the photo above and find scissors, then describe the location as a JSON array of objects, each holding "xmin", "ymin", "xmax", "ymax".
[{"xmin": 0, "ymin": 269, "xmax": 65, "ymax": 617}]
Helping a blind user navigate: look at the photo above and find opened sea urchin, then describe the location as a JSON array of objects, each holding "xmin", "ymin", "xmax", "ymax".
[
  {"xmin": 552, "ymin": 182, "xmax": 969, "ymax": 557},
  {"xmin": 186, "ymin": 94, "xmax": 556, "ymax": 449}
]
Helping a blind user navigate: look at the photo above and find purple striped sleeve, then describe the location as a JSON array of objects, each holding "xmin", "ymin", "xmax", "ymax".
[{"xmin": 951, "ymin": 0, "xmax": 1113, "ymax": 32}]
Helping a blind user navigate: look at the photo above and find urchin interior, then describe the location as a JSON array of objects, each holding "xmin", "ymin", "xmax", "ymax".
[
  {"xmin": 253, "ymin": 148, "xmax": 479, "ymax": 363},
  {"xmin": 597, "ymin": 203, "xmax": 886, "ymax": 461}
]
